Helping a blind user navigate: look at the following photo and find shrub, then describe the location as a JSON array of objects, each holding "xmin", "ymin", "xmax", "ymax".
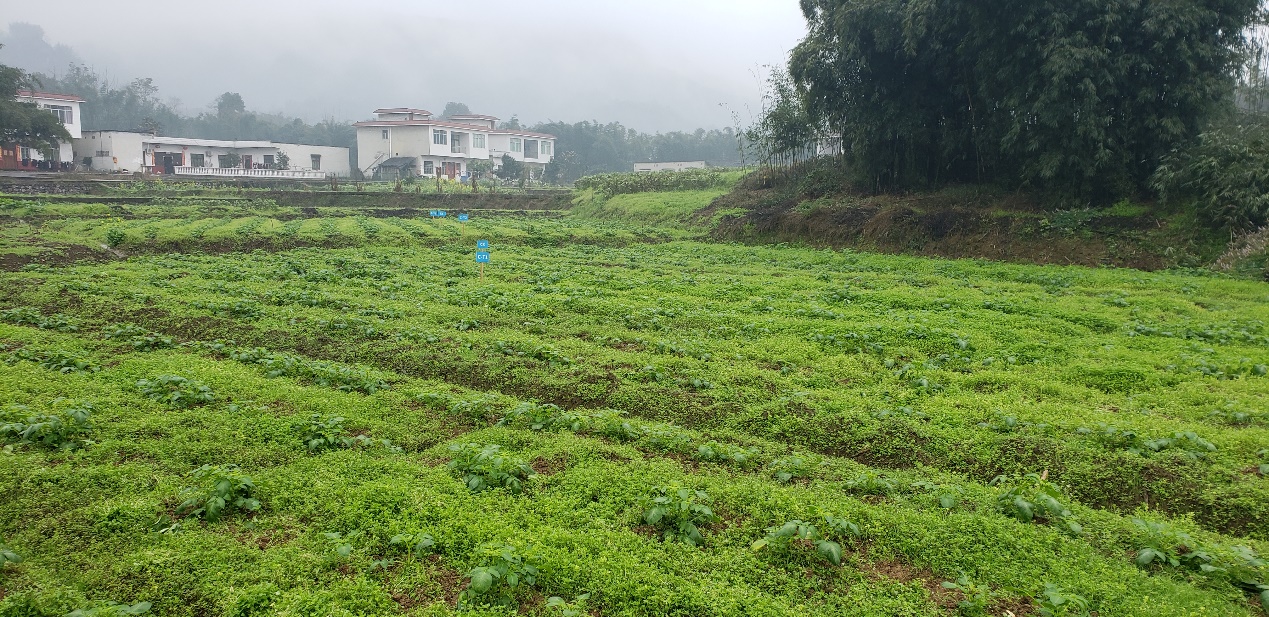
[
  {"xmin": 1153, "ymin": 116, "xmax": 1269, "ymax": 231},
  {"xmin": 694, "ymin": 440, "xmax": 760, "ymax": 468},
  {"xmin": 137, "ymin": 375, "xmax": 215, "ymax": 409},
  {"xmin": 0, "ymin": 307, "xmax": 79, "ymax": 332},
  {"xmin": 497, "ymin": 402, "xmax": 584, "ymax": 432},
  {"xmin": 751, "ymin": 516, "xmax": 862, "ymax": 565},
  {"xmin": 637, "ymin": 485, "xmax": 720, "ymax": 547},
  {"xmin": 458, "ymin": 543, "xmax": 539, "ymax": 609},
  {"xmin": 992, "ymin": 473, "xmax": 1082, "ymax": 536},
  {"xmin": 173, "ymin": 464, "xmax": 261, "ymax": 523},
  {"xmin": 0, "ymin": 403, "xmax": 94, "ymax": 451},
  {"xmin": 105, "ymin": 227, "xmax": 127, "ymax": 247},
  {"xmin": 447, "ymin": 443, "xmax": 535, "ymax": 494}
]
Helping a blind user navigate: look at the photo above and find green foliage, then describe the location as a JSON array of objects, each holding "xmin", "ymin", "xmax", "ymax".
[
  {"xmin": 0, "ymin": 307, "xmax": 79, "ymax": 332},
  {"xmin": 768, "ymin": 455, "xmax": 814, "ymax": 483},
  {"xmin": 575, "ymin": 168, "xmax": 735, "ymax": 197},
  {"xmin": 788, "ymin": 0, "xmax": 1264, "ymax": 197},
  {"xmin": 0, "ymin": 60, "xmax": 72, "ymax": 154},
  {"xmin": 136, "ymin": 375, "xmax": 215, "ymax": 409},
  {"xmin": 104, "ymin": 228, "xmax": 126, "ymax": 248},
  {"xmin": 0, "ymin": 538, "xmax": 21, "ymax": 568},
  {"xmin": 751, "ymin": 516, "xmax": 861, "ymax": 566},
  {"xmin": 844, "ymin": 470, "xmax": 895, "ymax": 496},
  {"xmin": 227, "ymin": 347, "xmax": 388, "ymax": 394},
  {"xmin": 694, "ymin": 440, "xmax": 759, "ymax": 468},
  {"xmin": 459, "ymin": 543, "xmax": 538, "ymax": 609},
  {"xmin": 67, "ymin": 602, "xmax": 152, "ymax": 617},
  {"xmin": 497, "ymin": 402, "xmax": 583, "ymax": 432},
  {"xmin": 0, "ymin": 403, "xmax": 93, "ymax": 451},
  {"xmin": 544, "ymin": 594, "xmax": 591, "ymax": 617},
  {"xmin": 191, "ymin": 300, "xmax": 262, "ymax": 320},
  {"xmin": 940, "ymin": 574, "xmax": 996, "ymax": 617},
  {"xmin": 638, "ymin": 485, "xmax": 720, "ymax": 547},
  {"xmin": 8, "ymin": 349, "xmax": 99, "ymax": 374},
  {"xmin": 103, "ymin": 324, "xmax": 173, "ymax": 351},
  {"xmin": 993, "ymin": 474, "xmax": 1082, "ymax": 536},
  {"xmin": 1036, "ymin": 583, "xmax": 1090, "ymax": 617},
  {"xmin": 387, "ymin": 532, "xmax": 435, "ymax": 559},
  {"xmin": 447, "ymin": 443, "xmax": 535, "ymax": 494},
  {"xmin": 301, "ymin": 414, "xmax": 398, "ymax": 453},
  {"xmin": 173, "ymin": 464, "xmax": 261, "ymax": 523},
  {"xmin": 1154, "ymin": 115, "xmax": 1269, "ymax": 231}
]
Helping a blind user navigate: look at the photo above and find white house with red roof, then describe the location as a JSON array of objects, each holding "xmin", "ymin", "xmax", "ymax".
[
  {"xmin": 1, "ymin": 90, "xmax": 84, "ymax": 170},
  {"xmin": 354, "ymin": 107, "xmax": 555, "ymax": 180}
]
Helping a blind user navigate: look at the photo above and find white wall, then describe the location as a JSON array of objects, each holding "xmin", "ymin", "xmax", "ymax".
[
  {"xmin": 634, "ymin": 161, "xmax": 708, "ymax": 172},
  {"xmin": 73, "ymin": 132, "xmax": 146, "ymax": 172},
  {"xmin": 276, "ymin": 144, "xmax": 351, "ymax": 176}
]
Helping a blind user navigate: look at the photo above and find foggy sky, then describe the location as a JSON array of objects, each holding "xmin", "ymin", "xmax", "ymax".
[{"xmin": 0, "ymin": 1, "xmax": 808, "ymax": 132}]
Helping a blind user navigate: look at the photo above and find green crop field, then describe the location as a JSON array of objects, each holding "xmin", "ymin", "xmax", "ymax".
[{"xmin": 1, "ymin": 193, "xmax": 1268, "ymax": 617}]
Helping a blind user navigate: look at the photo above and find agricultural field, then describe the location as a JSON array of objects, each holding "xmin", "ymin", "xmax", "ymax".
[{"xmin": 0, "ymin": 191, "xmax": 1268, "ymax": 617}]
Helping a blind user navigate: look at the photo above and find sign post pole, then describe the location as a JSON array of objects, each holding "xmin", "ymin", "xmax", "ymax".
[{"xmin": 476, "ymin": 239, "xmax": 491, "ymax": 281}]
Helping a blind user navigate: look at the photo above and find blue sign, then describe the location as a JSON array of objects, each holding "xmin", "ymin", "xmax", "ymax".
[
  {"xmin": 475, "ymin": 251, "xmax": 491, "ymax": 263},
  {"xmin": 458, "ymin": 214, "xmax": 469, "ymax": 222},
  {"xmin": 438, "ymin": 210, "xmax": 447, "ymax": 218},
  {"xmin": 477, "ymin": 239, "xmax": 490, "ymax": 249},
  {"xmin": 429, "ymin": 210, "xmax": 439, "ymax": 217}
]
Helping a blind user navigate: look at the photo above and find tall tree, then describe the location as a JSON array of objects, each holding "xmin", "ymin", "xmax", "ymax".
[
  {"xmin": 215, "ymin": 92, "xmax": 246, "ymax": 117},
  {"xmin": 442, "ymin": 102, "xmax": 471, "ymax": 118},
  {"xmin": 0, "ymin": 53, "xmax": 71, "ymax": 156},
  {"xmin": 789, "ymin": 0, "xmax": 1266, "ymax": 198}
]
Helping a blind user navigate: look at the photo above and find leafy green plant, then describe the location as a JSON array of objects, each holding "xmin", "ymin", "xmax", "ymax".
[
  {"xmin": 68, "ymin": 602, "xmax": 153, "ymax": 617},
  {"xmin": 940, "ymin": 574, "xmax": 996, "ymax": 616},
  {"xmin": 497, "ymin": 402, "xmax": 584, "ymax": 432},
  {"xmin": 105, "ymin": 227, "xmax": 127, "ymax": 247},
  {"xmin": 191, "ymin": 300, "xmax": 262, "ymax": 320},
  {"xmin": 388, "ymin": 532, "xmax": 435, "ymax": 559},
  {"xmin": 322, "ymin": 530, "xmax": 361, "ymax": 559},
  {"xmin": 173, "ymin": 464, "xmax": 260, "ymax": 523},
  {"xmin": 137, "ymin": 375, "xmax": 215, "ymax": 409},
  {"xmin": 751, "ymin": 516, "xmax": 861, "ymax": 565},
  {"xmin": 637, "ymin": 485, "xmax": 720, "ymax": 547},
  {"xmin": 586, "ymin": 409, "xmax": 641, "ymax": 442},
  {"xmin": 37, "ymin": 350, "xmax": 100, "ymax": 373},
  {"xmin": 544, "ymin": 594, "xmax": 591, "ymax": 617},
  {"xmin": 768, "ymin": 455, "xmax": 814, "ymax": 483},
  {"xmin": 227, "ymin": 347, "xmax": 388, "ymax": 394},
  {"xmin": 911, "ymin": 481, "xmax": 964, "ymax": 510},
  {"xmin": 694, "ymin": 440, "xmax": 759, "ymax": 468},
  {"xmin": 993, "ymin": 473, "xmax": 1082, "ymax": 536},
  {"xmin": 0, "ymin": 402, "xmax": 94, "ymax": 451},
  {"xmin": 1036, "ymin": 583, "xmax": 1090, "ymax": 617},
  {"xmin": 447, "ymin": 443, "xmax": 535, "ymax": 494},
  {"xmin": 1259, "ymin": 449, "xmax": 1268, "ymax": 476},
  {"xmin": 0, "ymin": 537, "xmax": 21, "ymax": 567},
  {"xmin": 300, "ymin": 414, "xmax": 398, "ymax": 453},
  {"xmin": 0, "ymin": 307, "xmax": 79, "ymax": 332},
  {"xmin": 458, "ymin": 543, "xmax": 539, "ymax": 609},
  {"xmin": 844, "ymin": 470, "xmax": 895, "ymax": 496}
]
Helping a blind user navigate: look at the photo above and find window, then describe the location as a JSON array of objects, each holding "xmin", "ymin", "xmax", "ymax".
[
  {"xmin": 433, "ymin": 130, "xmax": 448, "ymax": 145},
  {"xmin": 46, "ymin": 105, "xmax": 72, "ymax": 125},
  {"xmin": 524, "ymin": 140, "xmax": 539, "ymax": 159},
  {"xmin": 20, "ymin": 147, "xmax": 32, "ymax": 160},
  {"xmin": 263, "ymin": 154, "xmax": 275, "ymax": 167},
  {"xmin": 542, "ymin": 141, "xmax": 552, "ymax": 156},
  {"xmin": 191, "ymin": 153, "xmax": 205, "ymax": 167},
  {"xmin": 423, "ymin": 160, "xmax": 434, "ymax": 175},
  {"xmin": 511, "ymin": 138, "xmax": 522, "ymax": 153},
  {"xmin": 473, "ymin": 134, "xmax": 486, "ymax": 149},
  {"xmin": 218, "ymin": 155, "xmax": 233, "ymax": 168},
  {"xmin": 311, "ymin": 154, "xmax": 321, "ymax": 171},
  {"xmin": 382, "ymin": 129, "xmax": 389, "ymax": 139},
  {"xmin": 94, "ymin": 150, "xmax": 110, "ymax": 157}
]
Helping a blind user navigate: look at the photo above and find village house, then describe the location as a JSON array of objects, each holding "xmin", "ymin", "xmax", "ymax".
[
  {"xmin": 73, "ymin": 131, "xmax": 351, "ymax": 178},
  {"xmin": 0, "ymin": 90, "xmax": 85, "ymax": 170},
  {"xmin": 354, "ymin": 108, "xmax": 556, "ymax": 180}
]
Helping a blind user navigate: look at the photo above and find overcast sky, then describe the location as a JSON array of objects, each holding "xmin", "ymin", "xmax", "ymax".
[{"xmin": 0, "ymin": 1, "xmax": 808, "ymax": 132}]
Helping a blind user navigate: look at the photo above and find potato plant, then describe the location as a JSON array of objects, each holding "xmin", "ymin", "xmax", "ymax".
[
  {"xmin": 458, "ymin": 543, "xmax": 539, "ymax": 609},
  {"xmin": 751, "ymin": 516, "xmax": 862, "ymax": 565},
  {"xmin": 137, "ymin": 375, "xmax": 215, "ymax": 409},
  {"xmin": 172, "ymin": 464, "xmax": 261, "ymax": 523},
  {"xmin": 0, "ymin": 403, "xmax": 94, "ymax": 451},
  {"xmin": 638, "ymin": 485, "xmax": 720, "ymax": 547},
  {"xmin": 993, "ymin": 473, "xmax": 1082, "ymax": 536},
  {"xmin": 447, "ymin": 443, "xmax": 536, "ymax": 494},
  {"xmin": 300, "ymin": 414, "xmax": 398, "ymax": 453},
  {"xmin": 0, "ymin": 538, "xmax": 20, "ymax": 568},
  {"xmin": 68, "ymin": 602, "xmax": 152, "ymax": 617}
]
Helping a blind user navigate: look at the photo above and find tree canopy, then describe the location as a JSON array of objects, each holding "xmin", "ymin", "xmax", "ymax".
[
  {"xmin": 789, "ymin": 0, "xmax": 1266, "ymax": 198},
  {"xmin": 442, "ymin": 102, "xmax": 471, "ymax": 118},
  {"xmin": 0, "ymin": 53, "xmax": 71, "ymax": 155}
]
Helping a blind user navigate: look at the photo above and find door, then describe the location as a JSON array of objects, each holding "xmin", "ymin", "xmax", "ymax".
[
  {"xmin": 242, "ymin": 155, "xmax": 253, "ymax": 169},
  {"xmin": 443, "ymin": 162, "xmax": 458, "ymax": 179}
]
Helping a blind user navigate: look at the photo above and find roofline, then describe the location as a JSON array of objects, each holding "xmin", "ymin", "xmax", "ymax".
[
  {"xmin": 373, "ymin": 108, "xmax": 433, "ymax": 115},
  {"xmin": 448, "ymin": 114, "xmax": 500, "ymax": 120},
  {"xmin": 354, "ymin": 119, "xmax": 555, "ymax": 139},
  {"xmin": 17, "ymin": 90, "xmax": 86, "ymax": 103}
]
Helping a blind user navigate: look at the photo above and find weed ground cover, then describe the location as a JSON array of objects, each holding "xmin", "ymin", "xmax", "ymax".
[{"xmin": 1, "ymin": 203, "xmax": 1268, "ymax": 616}]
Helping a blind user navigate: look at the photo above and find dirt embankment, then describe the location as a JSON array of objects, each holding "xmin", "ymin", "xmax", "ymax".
[{"xmin": 703, "ymin": 168, "xmax": 1222, "ymax": 271}]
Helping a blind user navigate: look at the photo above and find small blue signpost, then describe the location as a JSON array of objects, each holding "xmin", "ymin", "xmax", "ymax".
[
  {"xmin": 476, "ymin": 239, "xmax": 491, "ymax": 280},
  {"xmin": 429, "ymin": 210, "xmax": 438, "ymax": 218},
  {"xmin": 438, "ymin": 210, "xmax": 447, "ymax": 218},
  {"xmin": 475, "ymin": 251, "xmax": 490, "ymax": 263},
  {"xmin": 458, "ymin": 213, "xmax": 469, "ymax": 222},
  {"xmin": 477, "ymin": 239, "xmax": 490, "ymax": 249}
]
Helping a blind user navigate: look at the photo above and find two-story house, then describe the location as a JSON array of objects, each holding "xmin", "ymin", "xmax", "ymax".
[
  {"xmin": 354, "ymin": 108, "xmax": 556, "ymax": 180},
  {"xmin": 1, "ymin": 90, "xmax": 85, "ymax": 170}
]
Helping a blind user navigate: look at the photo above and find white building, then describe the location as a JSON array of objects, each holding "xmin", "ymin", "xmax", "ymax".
[
  {"xmin": 1, "ymin": 90, "xmax": 84, "ymax": 170},
  {"xmin": 73, "ymin": 131, "xmax": 351, "ymax": 178},
  {"xmin": 354, "ymin": 108, "xmax": 556, "ymax": 179},
  {"xmin": 633, "ymin": 161, "xmax": 708, "ymax": 173}
]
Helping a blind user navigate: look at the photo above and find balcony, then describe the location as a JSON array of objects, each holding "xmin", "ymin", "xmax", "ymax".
[
  {"xmin": 450, "ymin": 145, "xmax": 469, "ymax": 155},
  {"xmin": 166, "ymin": 166, "xmax": 328, "ymax": 179}
]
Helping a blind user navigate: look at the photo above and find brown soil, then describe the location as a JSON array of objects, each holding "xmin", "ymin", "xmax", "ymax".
[
  {"xmin": 0, "ymin": 243, "xmax": 119, "ymax": 271},
  {"xmin": 531, "ymin": 453, "xmax": 571, "ymax": 476}
]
